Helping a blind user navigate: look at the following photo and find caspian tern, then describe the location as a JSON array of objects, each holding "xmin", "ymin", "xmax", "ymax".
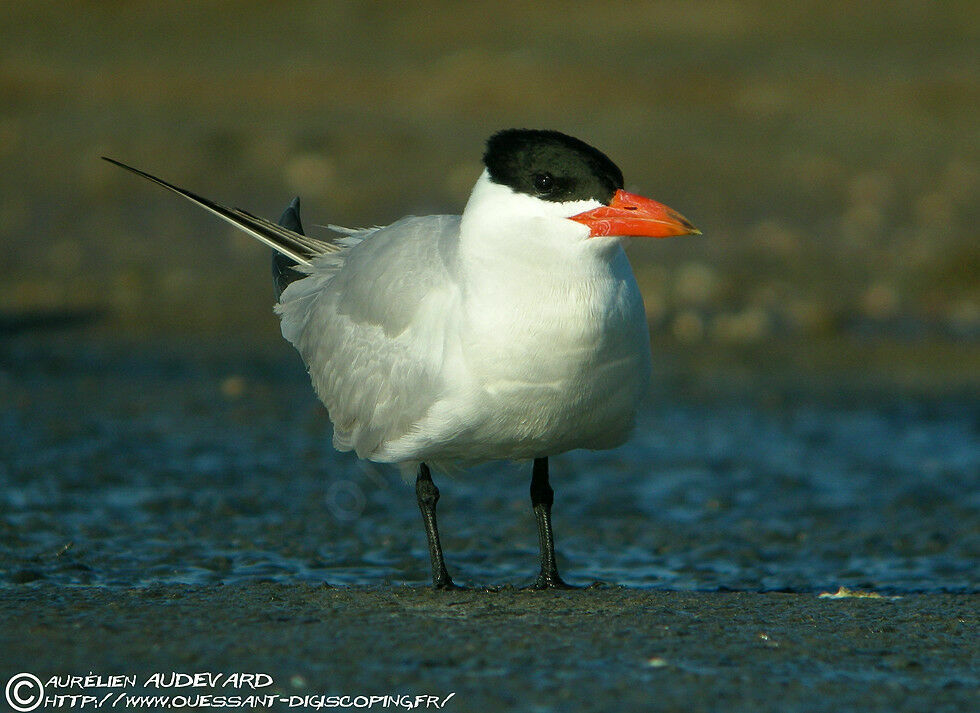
[{"xmin": 103, "ymin": 129, "xmax": 699, "ymax": 589}]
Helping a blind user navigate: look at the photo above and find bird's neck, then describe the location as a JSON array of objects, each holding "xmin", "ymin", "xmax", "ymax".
[
  {"xmin": 458, "ymin": 171, "xmax": 621, "ymax": 286},
  {"xmin": 456, "ymin": 210, "xmax": 636, "ymax": 344}
]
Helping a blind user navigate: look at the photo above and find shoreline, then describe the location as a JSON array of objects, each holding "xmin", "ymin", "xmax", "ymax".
[{"xmin": 2, "ymin": 583, "xmax": 976, "ymax": 712}]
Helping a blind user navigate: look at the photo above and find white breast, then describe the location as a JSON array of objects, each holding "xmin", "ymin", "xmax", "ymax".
[
  {"xmin": 384, "ymin": 177, "xmax": 653, "ymax": 466},
  {"xmin": 445, "ymin": 241, "xmax": 651, "ymax": 461}
]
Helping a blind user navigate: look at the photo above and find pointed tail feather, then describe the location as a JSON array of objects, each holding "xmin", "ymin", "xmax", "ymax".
[
  {"xmin": 102, "ymin": 157, "xmax": 340, "ymax": 266},
  {"xmin": 273, "ymin": 197, "xmax": 307, "ymax": 300}
]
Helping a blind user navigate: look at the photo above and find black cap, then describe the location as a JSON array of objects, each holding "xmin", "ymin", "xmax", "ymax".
[{"xmin": 483, "ymin": 129, "xmax": 624, "ymax": 205}]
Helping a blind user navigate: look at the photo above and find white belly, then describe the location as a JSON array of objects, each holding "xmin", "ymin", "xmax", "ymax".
[{"xmin": 404, "ymin": 245, "xmax": 652, "ymax": 464}]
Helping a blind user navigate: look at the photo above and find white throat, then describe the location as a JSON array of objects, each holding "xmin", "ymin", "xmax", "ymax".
[{"xmin": 458, "ymin": 170, "xmax": 606, "ymax": 261}]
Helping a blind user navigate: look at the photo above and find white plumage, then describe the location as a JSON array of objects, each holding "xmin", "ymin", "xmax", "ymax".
[
  {"xmin": 104, "ymin": 129, "xmax": 698, "ymax": 588},
  {"xmin": 277, "ymin": 171, "xmax": 651, "ymax": 471}
]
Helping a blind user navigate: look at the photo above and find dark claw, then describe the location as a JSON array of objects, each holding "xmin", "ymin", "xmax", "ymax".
[{"xmin": 526, "ymin": 574, "xmax": 580, "ymax": 590}]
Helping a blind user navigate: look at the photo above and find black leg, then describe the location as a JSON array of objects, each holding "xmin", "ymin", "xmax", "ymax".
[
  {"xmin": 529, "ymin": 457, "xmax": 575, "ymax": 589},
  {"xmin": 415, "ymin": 463, "xmax": 458, "ymax": 589}
]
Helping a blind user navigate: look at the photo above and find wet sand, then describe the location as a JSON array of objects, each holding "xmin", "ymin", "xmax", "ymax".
[
  {"xmin": 1, "ymin": 3, "xmax": 977, "ymax": 710},
  {"xmin": 1, "ymin": 584, "xmax": 976, "ymax": 712},
  {"xmin": 2, "ymin": 332, "xmax": 977, "ymax": 711}
]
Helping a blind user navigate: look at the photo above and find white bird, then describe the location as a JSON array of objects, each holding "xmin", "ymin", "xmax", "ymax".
[{"xmin": 104, "ymin": 129, "xmax": 699, "ymax": 589}]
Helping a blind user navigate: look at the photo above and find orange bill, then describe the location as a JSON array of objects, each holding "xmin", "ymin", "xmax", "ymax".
[{"xmin": 570, "ymin": 189, "xmax": 700, "ymax": 238}]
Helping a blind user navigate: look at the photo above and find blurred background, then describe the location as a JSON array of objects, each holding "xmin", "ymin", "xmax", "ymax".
[
  {"xmin": 1, "ymin": 0, "xmax": 976, "ymax": 390},
  {"xmin": 0, "ymin": 1, "xmax": 978, "ymax": 597}
]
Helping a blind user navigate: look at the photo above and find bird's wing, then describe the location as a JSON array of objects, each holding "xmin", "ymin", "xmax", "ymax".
[
  {"xmin": 102, "ymin": 157, "xmax": 341, "ymax": 264},
  {"xmin": 104, "ymin": 155, "xmax": 463, "ymax": 462},
  {"xmin": 277, "ymin": 214, "xmax": 463, "ymax": 461}
]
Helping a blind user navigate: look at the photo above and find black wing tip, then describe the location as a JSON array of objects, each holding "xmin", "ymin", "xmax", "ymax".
[
  {"xmin": 101, "ymin": 156, "xmax": 133, "ymax": 172},
  {"xmin": 104, "ymin": 155, "xmax": 311, "ymax": 298},
  {"xmin": 273, "ymin": 196, "xmax": 306, "ymax": 300},
  {"xmin": 100, "ymin": 155, "xmax": 182, "ymax": 192},
  {"xmin": 277, "ymin": 196, "xmax": 304, "ymax": 234},
  {"xmin": 101, "ymin": 156, "xmax": 144, "ymax": 175}
]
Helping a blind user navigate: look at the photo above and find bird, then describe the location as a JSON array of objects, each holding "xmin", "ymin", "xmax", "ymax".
[{"xmin": 103, "ymin": 128, "xmax": 699, "ymax": 590}]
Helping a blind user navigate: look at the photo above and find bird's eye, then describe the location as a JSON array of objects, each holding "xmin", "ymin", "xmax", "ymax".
[{"xmin": 532, "ymin": 172, "xmax": 554, "ymax": 194}]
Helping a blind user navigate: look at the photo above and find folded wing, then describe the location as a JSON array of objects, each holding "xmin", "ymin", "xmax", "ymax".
[{"xmin": 278, "ymin": 215, "xmax": 464, "ymax": 461}]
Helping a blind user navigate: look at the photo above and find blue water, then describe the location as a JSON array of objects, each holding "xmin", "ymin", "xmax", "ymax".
[{"xmin": 1, "ymin": 334, "xmax": 977, "ymax": 592}]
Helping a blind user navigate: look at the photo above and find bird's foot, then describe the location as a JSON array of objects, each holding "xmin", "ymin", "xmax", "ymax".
[
  {"xmin": 432, "ymin": 574, "xmax": 466, "ymax": 591},
  {"xmin": 525, "ymin": 573, "xmax": 579, "ymax": 590}
]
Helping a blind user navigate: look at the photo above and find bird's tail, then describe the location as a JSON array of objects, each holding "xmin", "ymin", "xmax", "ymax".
[
  {"xmin": 101, "ymin": 157, "xmax": 342, "ymax": 292},
  {"xmin": 272, "ymin": 197, "xmax": 309, "ymax": 300}
]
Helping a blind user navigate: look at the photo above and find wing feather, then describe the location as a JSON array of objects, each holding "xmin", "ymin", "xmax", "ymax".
[
  {"xmin": 277, "ymin": 215, "xmax": 462, "ymax": 461},
  {"xmin": 106, "ymin": 155, "xmax": 463, "ymax": 464},
  {"xmin": 102, "ymin": 157, "xmax": 340, "ymax": 264}
]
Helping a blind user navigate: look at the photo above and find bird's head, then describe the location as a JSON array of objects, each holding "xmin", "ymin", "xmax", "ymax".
[{"xmin": 461, "ymin": 129, "xmax": 699, "ymax": 252}]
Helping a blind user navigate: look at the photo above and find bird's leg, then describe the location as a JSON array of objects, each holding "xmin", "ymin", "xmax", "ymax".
[
  {"xmin": 529, "ymin": 457, "xmax": 575, "ymax": 589},
  {"xmin": 415, "ymin": 463, "xmax": 458, "ymax": 590}
]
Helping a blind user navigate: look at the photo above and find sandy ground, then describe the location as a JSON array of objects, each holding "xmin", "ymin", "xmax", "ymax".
[
  {"xmin": 2, "ymin": 327, "xmax": 977, "ymax": 713},
  {"xmin": 0, "ymin": 584, "xmax": 976, "ymax": 713},
  {"xmin": 1, "ymin": 4, "xmax": 977, "ymax": 711}
]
